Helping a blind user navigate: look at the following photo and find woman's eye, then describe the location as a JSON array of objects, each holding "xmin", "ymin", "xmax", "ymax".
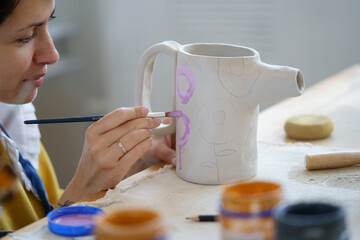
[{"xmin": 17, "ymin": 31, "xmax": 39, "ymax": 43}]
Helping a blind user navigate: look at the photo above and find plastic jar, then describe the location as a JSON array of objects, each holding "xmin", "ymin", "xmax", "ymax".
[
  {"xmin": 95, "ymin": 208, "xmax": 167, "ymax": 240},
  {"xmin": 220, "ymin": 180, "xmax": 283, "ymax": 240}
]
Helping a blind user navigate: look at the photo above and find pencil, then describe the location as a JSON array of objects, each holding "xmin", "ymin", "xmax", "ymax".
[
  {"xmin": 186, "ymin": 215, "xmax": 219, "ymax": 222},
  {"xmin": 24, "ymin": 112, "xmax": 174, "ymax": 124}
]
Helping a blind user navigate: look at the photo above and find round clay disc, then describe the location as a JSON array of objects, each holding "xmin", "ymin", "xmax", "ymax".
[{"xmin": 284, "ymin": 115, "xmax": 334, "ymax": 140}]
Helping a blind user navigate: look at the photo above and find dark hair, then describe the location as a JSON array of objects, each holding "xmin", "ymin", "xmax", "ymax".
[{"xmin": 0, "ymin": 0, "xmax": 20, "ymax": 24}]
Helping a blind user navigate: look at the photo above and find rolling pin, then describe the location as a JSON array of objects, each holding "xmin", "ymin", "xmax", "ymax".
[{"xmin": 305, "ymin": 151, "xmax": 360, "ymax": 170}]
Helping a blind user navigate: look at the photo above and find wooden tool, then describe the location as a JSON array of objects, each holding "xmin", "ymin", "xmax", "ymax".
[{"xmin": 305, "ymin": 151, "xmax": 360, "ymax": 170}]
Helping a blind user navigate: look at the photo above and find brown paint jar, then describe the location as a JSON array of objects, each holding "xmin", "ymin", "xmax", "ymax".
[
  {"xmin": 95, "ymin": 208, "xmax": 167, "ymax": 240},
  {"xmin": 220, "ymin": 180, "xmax": 283, "ymax": 240}
]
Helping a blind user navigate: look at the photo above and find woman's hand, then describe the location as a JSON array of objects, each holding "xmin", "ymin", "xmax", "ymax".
[
  {"xmin": 57, "ymin": 106, "xmax": 160, "ymax": 207},
  {"xmin": 145, "ymin": 117, "xmax": 176, "ymax": 166}
]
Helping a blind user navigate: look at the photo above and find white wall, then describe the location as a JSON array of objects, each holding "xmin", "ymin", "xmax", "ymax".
[
  {"xmin": 92, "ymin": 0, "xmax": 360, "ymax": 112},
  {"xmin": 37, "ymin": 0, "xmax": 360, "ymax": 187}
]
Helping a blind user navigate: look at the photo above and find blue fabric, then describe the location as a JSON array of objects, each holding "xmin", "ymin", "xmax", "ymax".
[
  {"xmin": 18, "ymin": 152, "xmax": 54, "ymax": 213},
  {"xmin": 0, "ymin": 123, "xmax": 53, "ymax": 214}
]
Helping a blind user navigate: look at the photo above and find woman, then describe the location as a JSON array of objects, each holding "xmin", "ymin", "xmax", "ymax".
[{"xmin": 0, "ymin": 0, "xmax": 176, "ymax": 232}]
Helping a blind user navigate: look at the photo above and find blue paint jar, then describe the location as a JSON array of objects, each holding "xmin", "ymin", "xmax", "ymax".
[{"xmin": 274, "ymin": 202, "xmax": 348, "ymax": 240}]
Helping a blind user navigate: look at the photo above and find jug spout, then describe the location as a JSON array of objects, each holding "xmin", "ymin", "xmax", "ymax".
[{"xmin": 253, "ymin": 63, "xmax": 305, "ymax": 104}]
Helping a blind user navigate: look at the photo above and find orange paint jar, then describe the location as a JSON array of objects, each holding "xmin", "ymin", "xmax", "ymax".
[
  {"xmin": 220, "ymin": 180, "xmax": 283, "ymax": 240},
  {"xmin": 95, "ymin": 208, "xmax": 167, "ymax": 240}
]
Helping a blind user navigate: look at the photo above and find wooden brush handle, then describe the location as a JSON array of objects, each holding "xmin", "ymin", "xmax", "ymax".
[{"xmin": 305, "ymin": 151, "xmax": 360, "ymax": 170}]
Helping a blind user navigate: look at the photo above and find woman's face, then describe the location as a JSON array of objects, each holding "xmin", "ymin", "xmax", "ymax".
[{"xmin": 0, "ymin": 0, "xmax": 59, "ymax": 104}]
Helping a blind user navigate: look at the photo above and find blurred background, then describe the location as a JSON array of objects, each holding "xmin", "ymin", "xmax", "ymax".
[{"xmin": 34, "ymin": 0, "xmax": 360, "ymax": 188}]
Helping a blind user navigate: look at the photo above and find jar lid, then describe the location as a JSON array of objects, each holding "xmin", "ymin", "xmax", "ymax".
[
  {"xmin": 95, "ymin": 208, "xmax": 166, "ymax": 239},
  {"xmin": 222, "ymin": 180, "xmax": 283, "ymax": 213},
  {"xmin": 47, "ymin": 206, "xmax": 105, "ymax": 237}
]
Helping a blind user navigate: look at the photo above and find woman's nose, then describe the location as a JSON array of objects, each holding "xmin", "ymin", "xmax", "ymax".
[{"xmin": 33, "ymin": 30, "xmax": 59, "ymax": 65}]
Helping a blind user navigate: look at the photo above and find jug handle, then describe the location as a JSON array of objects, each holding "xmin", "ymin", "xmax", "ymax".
[{"xmin": 135, "ymin": 41, "xmax": 180, "ymax": 136}]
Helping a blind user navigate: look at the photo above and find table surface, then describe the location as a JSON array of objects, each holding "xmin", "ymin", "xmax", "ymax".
[
  {"xmin": 258, "ymin": 64, "xmax": 360, "ymax": 149},
  {"xmin": 4, "ymin": 64, "xmax": 360, "ymax": 239}
]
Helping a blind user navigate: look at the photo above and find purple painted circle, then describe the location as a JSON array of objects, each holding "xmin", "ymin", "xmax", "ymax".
[
  {"xmin": 169, "ymin": 109, "xmax": 191, "ymax": 170},
  {"xmin": 176, "ymin": 65, "xmax": 196, "ymax": 105},
  {"xmin": 173, "ymin": 109, "xmax": 191, "ymax": 148}
]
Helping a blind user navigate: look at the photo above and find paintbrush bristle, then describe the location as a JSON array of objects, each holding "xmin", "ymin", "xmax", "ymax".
[{"xmin": 165, "ymin": 111, "xmax": 179, "ymax": 117}]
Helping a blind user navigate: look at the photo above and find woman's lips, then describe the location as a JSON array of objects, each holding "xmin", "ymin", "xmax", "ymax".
[
  {"xmin": 34, "ymin": 77, "xmax": 44, "ymax": 88},
  {"xmin": 24, "ymin": 76, "xmax": 44, "ymax": 88}
]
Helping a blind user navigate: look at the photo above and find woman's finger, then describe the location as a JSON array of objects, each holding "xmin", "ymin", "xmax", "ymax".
[
  {"xmin": 90, "ymin": 107, "xmax": 149, "ymax": 135},
  {"xmin": 100, "ymin": 117, "xmax": 160, "ymax": 148},
  {"xmin": 105, "ymin": 129, "xmax": 152, "ymax": 161},
  {"xmin": 155, "ymin": 143, "xmax": 176, "ymax": 165},
  {"xmin": 116, "ymin": 138, "xmax": 152, "ymax": 174},
  {"xmin": 162, "ymin": 117, "xmax": 173, "ymax": 125},
  {"xmin": 170, "ymin": 133, "xmax": 176, "ymax": 148}
]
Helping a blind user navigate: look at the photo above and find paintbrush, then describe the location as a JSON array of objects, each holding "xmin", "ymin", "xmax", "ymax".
[{"xmin": 24, "ymin": 112, "xmax": 175, "ymax": 124}]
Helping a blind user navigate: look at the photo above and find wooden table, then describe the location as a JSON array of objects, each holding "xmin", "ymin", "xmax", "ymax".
[{"xmin": 4, "ymin": 64, "xmax": 360, "ymax": 239}]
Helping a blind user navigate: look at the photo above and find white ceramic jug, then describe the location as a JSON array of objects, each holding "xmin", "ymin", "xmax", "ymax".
[{"xmin": 135, "ymin": 41, "xmax": 304, "ymax": 185}]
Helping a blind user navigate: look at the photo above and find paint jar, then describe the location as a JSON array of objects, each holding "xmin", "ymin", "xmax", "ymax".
[
  {"xmin": 95, "ymin": 208, "xmax": 167, "ymax": 240},
  {"xmin": 274, "ymin": 202, "xmax": 348, "ymax": 240},
  {"xmin": 220, "ymin": 180, "xmax": 283, "ymax": 240}
]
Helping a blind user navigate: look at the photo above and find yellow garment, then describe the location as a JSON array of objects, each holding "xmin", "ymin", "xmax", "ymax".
[{"xmin": 0, "ymin": 142, "xmax": 62, "ymax": 231}]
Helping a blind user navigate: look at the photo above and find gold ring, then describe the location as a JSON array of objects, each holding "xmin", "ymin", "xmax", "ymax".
[{"xmin": 118, "ymin": 141, "xmax": 127, "ymax": 154}]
